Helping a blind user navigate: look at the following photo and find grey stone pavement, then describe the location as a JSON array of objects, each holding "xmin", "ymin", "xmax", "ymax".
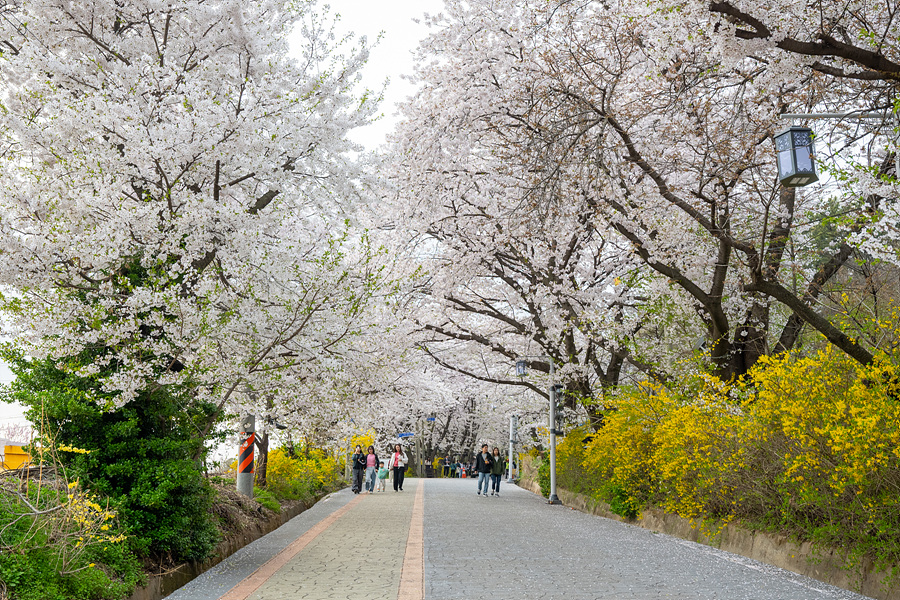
[
  {"xmin": 167, "ymin": 478, "xmax": 875, "ymax": 600},
  {"xmin": 425, "ymin": 479, "xmax": 872, "ymax": 600}
]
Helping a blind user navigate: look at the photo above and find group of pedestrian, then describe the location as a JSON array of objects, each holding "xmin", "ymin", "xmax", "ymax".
[
  {"xmin": 350, "ymin": 443, "xmax": 409, "ymax": 494},
  {"xmin": 474, "ymin": 444, "xmax": 506, "ymax": 497}
]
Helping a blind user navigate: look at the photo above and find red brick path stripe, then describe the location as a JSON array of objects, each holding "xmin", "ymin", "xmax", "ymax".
[
  {"xmin": 218, "ymin": 492, "xmax": 366, "ymax": 600},
  {"xmin": 398, "ymin": 479, "xmax": 424, "ymax": 600}
]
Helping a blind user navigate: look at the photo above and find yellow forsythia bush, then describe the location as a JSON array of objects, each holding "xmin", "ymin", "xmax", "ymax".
[
  {"xmin": 576, "ymin": 347, "xmax": 900, "ymax": 569},
  {"xmin": 266, "ymin": 447, "xmax": 343, "ymax": 500},
  {"xmin": 737, "ymin": 348, "xmax": 900, "ymax": 557},
  {"xmin": 582, "ymin": 383, "xmax": 674, "ymax": 518}
]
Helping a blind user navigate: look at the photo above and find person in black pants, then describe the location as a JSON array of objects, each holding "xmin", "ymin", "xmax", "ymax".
[
  {"xmin": 389, "ymin": 443, "xmax": 409, "ymax": 491},
  {"xmin": 351, "ymin": 445, "xmax": 365, "ymax": 494}
]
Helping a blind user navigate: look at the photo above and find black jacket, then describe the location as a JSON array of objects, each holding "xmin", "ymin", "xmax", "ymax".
[
  {"xmin": 351, "ymin": 452, "xmax": 366, "ymax": 470},
  {"xmin": 474, "ymin": 452, "xmax": 494, "ymax": 474}
]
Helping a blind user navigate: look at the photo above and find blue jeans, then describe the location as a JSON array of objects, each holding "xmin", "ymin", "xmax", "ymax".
[
  {"xmin": 477, "ymin": 472, "xmax": 490, "ymax": 494},
  {"xmin": 490, "ymin": 473, "xmax": 501, "ymax": 493},
  {"xmin": 365, "ymin": 466, "xmax": 377, "ymax": 491}
]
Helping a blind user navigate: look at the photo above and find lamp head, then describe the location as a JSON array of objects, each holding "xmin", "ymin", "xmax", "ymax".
[{"xmin": 774, "ymin": 126, "xmax": 819, "ymax": 187}]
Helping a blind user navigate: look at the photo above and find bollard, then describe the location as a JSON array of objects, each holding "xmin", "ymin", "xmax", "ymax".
[{"xmin": 237, "ymin": 415, "xmax": 255, "ymax": 497}]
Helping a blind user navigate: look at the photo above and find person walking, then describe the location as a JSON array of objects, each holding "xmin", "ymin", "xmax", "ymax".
[
  {"xmin": 376, "ymin": 461, "xmax": 389, "ymax": 492},
  {"xmin": 351, "ymin": 445, "xmax": 365, "ymax": 494},
  {"xmin": 474, "ymin": 443, "xmax": 494, "ymax": 496},
  {"xmin": 489, "ymin": 447, "xmax": 505, "ymax": 496},
  {"xmin": 389, "ymin": 443, "xmax": 409, "ymax": 492},
  {"xmin": 364, "ymin": 445, "xmax": 379, "ymax": 494}
]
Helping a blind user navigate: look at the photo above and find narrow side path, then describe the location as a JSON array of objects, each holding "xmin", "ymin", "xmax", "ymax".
[{"xmin": 166, "ymin": 481, "xmax": 422, "ymax": 600}]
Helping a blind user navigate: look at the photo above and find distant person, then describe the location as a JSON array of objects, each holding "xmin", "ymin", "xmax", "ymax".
[
  {"xmin": 474, "ymin": 443, "xmax": 494, "ymax": 496},
  {"xmin": 489, "ymin": 447, "xmax": 506, "ymax": 497},
  {"xmin": 389, "ymin": 443, "xmax": 409, "ymax": 492},
  {"xmin": 351, "ymin": 445, "xmax": 365, "ymax": 494},
  {"xmin": 364, "ymin": 445, "xmax": 379, "ymax": 494},
  {"xmin": 376, "ymin": 461, "xmax": 389, "ymax": 492},
  {"xmin": 443, "ymin": 455, "xmax": 452, "ymax": 477},
  {"xmin": 455, "ymin": 461, "xmax": 462, "ymax": 478}
]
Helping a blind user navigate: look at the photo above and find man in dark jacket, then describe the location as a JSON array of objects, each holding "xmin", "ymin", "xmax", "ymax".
[{"xmin": 474, "ymin": 443, "xmax": 494, "ymax": 496}]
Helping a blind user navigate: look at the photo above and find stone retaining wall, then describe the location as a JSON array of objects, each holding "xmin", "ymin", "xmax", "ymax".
[
  {"xmin": 517, "ymin": 467, "xmax": 897, "ymax": 600},
  {"xmin": 126, "ymin": 492, "xmax": 329, "ymax": 600}
]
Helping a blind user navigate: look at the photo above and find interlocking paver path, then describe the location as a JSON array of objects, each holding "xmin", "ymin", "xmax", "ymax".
[{"xmin": 168, "ymin": 478, "xmax": 874, "ymax": 600}]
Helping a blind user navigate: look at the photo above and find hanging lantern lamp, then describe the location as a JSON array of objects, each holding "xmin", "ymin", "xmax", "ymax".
[{"xmin": 774, "ymin": 126, "xmax": 819, "ymax": 187}]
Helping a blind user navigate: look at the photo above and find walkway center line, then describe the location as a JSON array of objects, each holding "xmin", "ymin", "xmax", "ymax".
[
  {"xmin": 218, "ymin": 492, "xmax": 366, "ymax": 600},
  {"xmin": 398, "ymin": 478, "xmax": 425, "ymax": 600}
]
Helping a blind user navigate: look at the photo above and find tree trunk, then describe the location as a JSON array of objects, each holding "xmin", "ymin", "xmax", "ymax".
[{"xmin": 255, "ymin": 430, "xmax": 269, "ymax": 488}]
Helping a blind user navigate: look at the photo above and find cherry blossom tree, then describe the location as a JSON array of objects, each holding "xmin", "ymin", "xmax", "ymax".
[
  {"xmin": 388, "ymin": 0, "xmax": 900, "ymax": 414},
  {"xmin": 0, "ymin": 0, "xmax": 381, "ymax": 421}
]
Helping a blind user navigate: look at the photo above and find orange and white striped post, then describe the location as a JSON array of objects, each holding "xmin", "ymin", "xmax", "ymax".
[{"xmin": 237, "ymin": 415, "xmax": 255, "ymax": 497}]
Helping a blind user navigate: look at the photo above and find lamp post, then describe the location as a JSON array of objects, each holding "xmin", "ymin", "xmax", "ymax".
[
  {"xmin": 507, "ymin": 414, "xmax": 518, "ymax": 483},
  {"xmin": 516, "ymin": 356, "xmax": 562, "ymax": 505}
]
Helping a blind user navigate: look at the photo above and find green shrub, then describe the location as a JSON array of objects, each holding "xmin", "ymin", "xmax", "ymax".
[
  {"xmin": 0, "ymin": 483, "xmax": 143, "ymax": 600},
  {"xmin": 1, "ymin": 351, "xmax": 221, "ymax": 562},
  {"xmin": 253, "ymin": 487, "xmax": 281, "ymax": 513},
  {"xmin": 0, "ymin": 546, "xmax": 142, "ymax": 600}
]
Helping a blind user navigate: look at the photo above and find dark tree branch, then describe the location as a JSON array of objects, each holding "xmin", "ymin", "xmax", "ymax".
[{"xmin": 710, "ymin": 1, "xmax": 900, "ymax": 81}]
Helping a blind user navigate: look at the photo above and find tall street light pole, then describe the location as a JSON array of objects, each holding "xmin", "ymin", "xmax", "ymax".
[
  {"xmin": 507, "ymin": 414, "xmax": 517, "ymax": 483},
  {"xmin": 516, "ymin": 356, "xmax": 562, "ymax": 505}
]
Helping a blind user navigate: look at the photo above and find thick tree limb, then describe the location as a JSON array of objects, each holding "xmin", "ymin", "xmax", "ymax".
[
  {"xmin": 709, "ymin": 1, "xmax": 900, "ymax": 81},
  {"xmin": 744, "ymin": 278, "xmax": 874, "ymax": 365}
]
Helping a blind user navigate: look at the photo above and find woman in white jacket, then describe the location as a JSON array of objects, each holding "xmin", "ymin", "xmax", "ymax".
[{"xmin": 389, "ymin": 443, "xmax": 409, "ymax": 492}]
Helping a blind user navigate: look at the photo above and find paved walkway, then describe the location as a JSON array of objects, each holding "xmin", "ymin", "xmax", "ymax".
[{"xmin": 168, "ymin": 479, "xmax": 874, "ymax": 600}]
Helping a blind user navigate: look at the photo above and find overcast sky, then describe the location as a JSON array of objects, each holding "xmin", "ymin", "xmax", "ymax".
[
  {"xmin": 322, "ymin": 0, "xmax": 444, "ymax": 150},
  {"xmin": 0, "ymin": 0, "xmax": 444, "ymax": 434}
]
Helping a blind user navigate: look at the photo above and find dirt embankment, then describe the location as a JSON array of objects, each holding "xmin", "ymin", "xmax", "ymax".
[{"xmin": 128, "ymin": 483, "xmax": 332, "ymax": 600}]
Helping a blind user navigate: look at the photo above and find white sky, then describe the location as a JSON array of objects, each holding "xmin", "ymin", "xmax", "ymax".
[
  {"xmin": 0, "ymin": 0, "xmax": 444, "ymax": 436},
  {"xmin": 323, "ymin": 0, "xmax": 444, "ymax": 151}
]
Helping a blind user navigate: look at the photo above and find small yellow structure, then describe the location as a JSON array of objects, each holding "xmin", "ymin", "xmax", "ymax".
[{"xmin": 1, "ymin": 444, "xmax": 31, "ymax": 470}]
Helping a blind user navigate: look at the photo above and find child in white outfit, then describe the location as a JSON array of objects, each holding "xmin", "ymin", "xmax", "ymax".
[{"xmin": 376, "ymin": 461, "xmax": 389, "ymax": 492}]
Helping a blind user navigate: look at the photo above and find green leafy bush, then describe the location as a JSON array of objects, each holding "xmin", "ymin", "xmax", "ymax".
[
  {"xmin": 252, "ymin": 487, "xmax": 281, "ymax": 513},
  {"xmin": 1, "ymin": 351, "xmax": 221, "ymax": 562},
  {"xmin": 0, "ymin": 479, "xmax": 143, "ymax": 600}
]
